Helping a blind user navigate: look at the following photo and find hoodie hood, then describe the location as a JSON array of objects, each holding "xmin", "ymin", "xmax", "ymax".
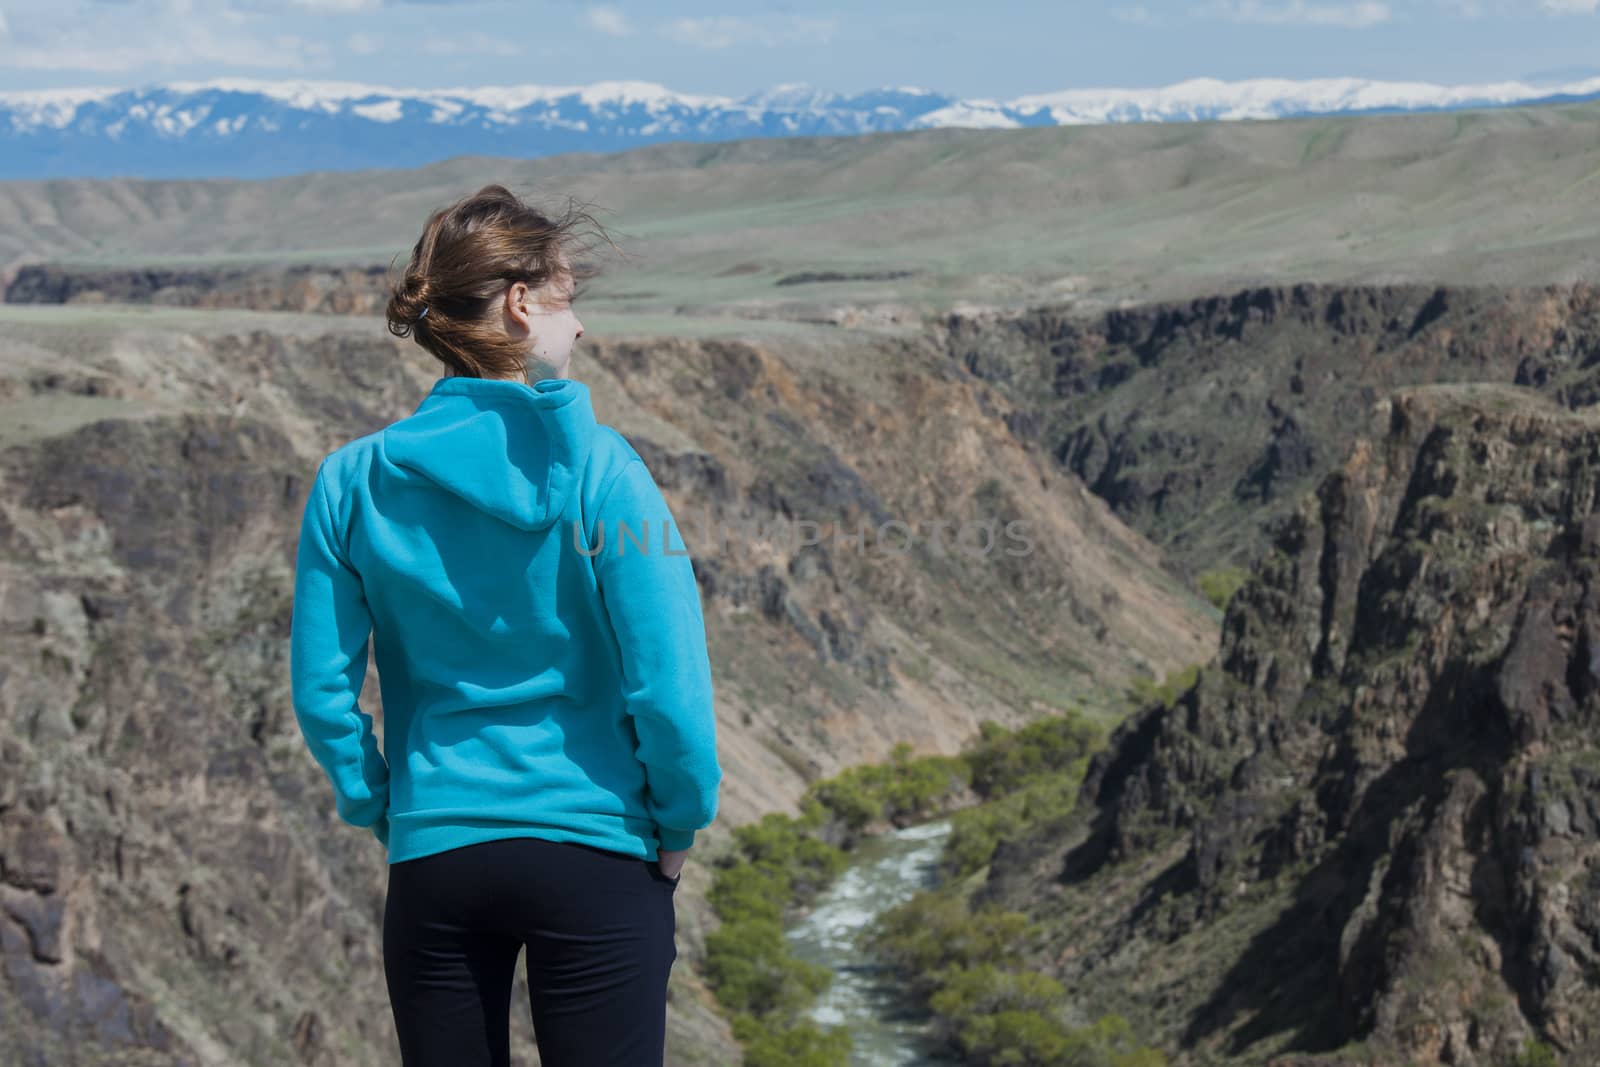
[{"xmin": 383, "ymin": 374, "xmax": 596, "ymax": 532}]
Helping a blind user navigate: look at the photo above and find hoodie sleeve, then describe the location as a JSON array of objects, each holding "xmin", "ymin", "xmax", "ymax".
[
  {"xmin": 289, "ymin": 457, "xmax": 390, "ymax": 844},
  {"xmin": 592, "ymin": 457, "xmax": 721, "ymax": 851}
]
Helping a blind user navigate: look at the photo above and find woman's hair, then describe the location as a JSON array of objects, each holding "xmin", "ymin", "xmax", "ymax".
[{"xmin": 385, "ymin": 184, "xmax": 622, "ymax": 379}]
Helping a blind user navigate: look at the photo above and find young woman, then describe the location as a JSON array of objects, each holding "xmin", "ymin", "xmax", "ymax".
[{"xmin": 288, "ymin": 184, "xmax": 722, "ymax": 1066}]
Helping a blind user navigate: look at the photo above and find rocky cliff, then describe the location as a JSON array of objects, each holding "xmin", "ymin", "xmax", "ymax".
[
  {"xmin": 25, "ymin": 268, "xmax": 1600, "ymax": 590},
  {"xmin": 940, "ymin": 281, "xmax": 1600, "ymax": 576},
  {"xmin": 21, "ymin": 278, "xmax": 1599, "ymax": 1065},
  {"xmin": 978, "ymin": 382, "xmax": 1600, "ymax": 1066},
  {"xmin": 0, "ymin": 307, "xmax": 1215, "ymax": 1065},
  {"xmin": 5, "ymin": 263, "xmax": 396, "ymax": 316}
]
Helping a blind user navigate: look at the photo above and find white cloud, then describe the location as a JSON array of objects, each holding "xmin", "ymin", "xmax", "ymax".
[
  {"xmin": 1438, "ymin": 0, "xmax": 1594, "ymax": 13},
  {"xmin": 282, "ymin": 0, "xmax": 382, "ymax": 10},
  {"xmin": 226, "ymin": 0, "xmax": 381, "ymax": 12},
  {"xmin": 0, "ymin": 3, "xmax": 329, "ymax": 72},
  {"xmin": 659, "ymin": 14, "xmax": 836, "ymax": 49},
  {"xmin": 1111, "ymin": 4, "xmax": 1162, "ymax": 23},
  {"xmin": 419, "ymin": 31, "xmax": 521, "ymax": 57},
  {"xmin": 0, "ymin": 0, "xmax": 525, "ymax": 71},
  {"xmin": 1194, "ymin": 0, "xmax": 1392, "ymax": 26},
  {"xmin": 584, "ymin": 5, "xmax": 630, "ymax": 36}
]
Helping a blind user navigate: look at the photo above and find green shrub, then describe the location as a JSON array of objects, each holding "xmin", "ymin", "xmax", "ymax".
[
  {"xmin": 1511, "ymin": 1038, "xmax": 1559, "ymax": 1067},
  {"xmin": 964, "ymin": 714, "xmax": 1100, "ymax": 799},
  {"xmin": 729, "ymin": 812, "xmax": 850, "ymax": 905},
  {"xmin": 701, "ymin": 798, "xmax": 858, "ymax": 1061},
  {"xmin": 956, "ymin": 1008, "xmax": 1073, "ymax": 1065},
  {"xmin": 944, "ymin": 772, "xmax": 1081, "ymax": 878},
  {"xmin": 943, "ymin": 799, "xmax": 1014, "ymax": 879},
  {"xmin": 1126, "ymin": 664, "xmax": 1200, "ymax": 709},
  {"xmin": 707, "ymin": 859, "xmax": 791, "ymax": 925},
  {"xmin": 937, "ymin": 712, "xmax": 1099, "ymax": 877},
  {"xmin": 796, "ymin": 794, "xmax": 829, "ymax": 830},
  {"xmin": 803, "ymin": 744, "xmax": 972, "ymax": 831},
  {"xmin": 703, "ymin": 918, "xmax": 833, "ymax": 1018},
  {"xmin": 731, "ymin": 1014, "xmax": 853, "ymax": 1067},
  {"xmin": 805, "ymin": 769, "xmax": 884, "ymax": 831},
  {"xmin": 864, "ymin": 888, "xmax": 1168, "ymax": 1066},
  {"xmin": 705, "ymin": 715, "xmax": 1119, "ymax": 1066},
  {"xmin": 949, "ymin": 997, "xmax": 1169, "ymax": 1067},
  {"xmin": 1067, "ymin": 1014, "xmax": 1169, "ymax": 1067},
  {"xmin": 881, "ymin": 742, "xmax": 970, "ymax": 821},
  {"xmin": 1196, "ymin": 565, "xmax": 1249, "ymax": 610},
  {"xmin": 865, "ymin": 895, "xmax": 1030, "ymax": 996},
  {"xmin": 927, "ymin": 963, "xmax": 1064, "ymax": 1020},
  {"xmin": 929, "ymin": 969, "xmax": 1167, "ymax": 1066}
]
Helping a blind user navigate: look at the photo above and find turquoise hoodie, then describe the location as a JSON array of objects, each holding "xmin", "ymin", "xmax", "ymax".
[{"xmin": 288, "ymin": 373, "xmax": 721, "ymax": 864}]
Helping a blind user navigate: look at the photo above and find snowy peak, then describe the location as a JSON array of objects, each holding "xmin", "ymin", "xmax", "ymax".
[{"xmin": 2, "ymin": 74, "xmax": 1596, "ymax": 181}]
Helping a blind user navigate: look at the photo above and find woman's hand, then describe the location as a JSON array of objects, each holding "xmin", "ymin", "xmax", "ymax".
[{"xmin": 656, "ymin": 847, "xmax": 689, "ymax": 880}]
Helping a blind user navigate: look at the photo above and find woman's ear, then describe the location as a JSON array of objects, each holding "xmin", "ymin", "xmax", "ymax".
[{"xmin": 506, "ymin": 282, "xmax": 532, "ymax": 326}]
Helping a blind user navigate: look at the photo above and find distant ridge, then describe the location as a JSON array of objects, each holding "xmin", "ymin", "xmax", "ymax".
[{"xmin": 2, "ymin": 73, "xmax": 1599, "ymax": 181}]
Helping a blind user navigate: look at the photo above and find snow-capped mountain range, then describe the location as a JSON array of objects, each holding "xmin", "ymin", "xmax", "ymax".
[{"xmin": 3, "ymin": 73, "xmax": 1598, "ymax": 182}]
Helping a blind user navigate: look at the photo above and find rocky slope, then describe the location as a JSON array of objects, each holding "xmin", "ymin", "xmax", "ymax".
[
  {"xmin": 978, "ymin": 382, "xmax": 1600, "ymax": 1066},
  {"xmin": 0, "ymin": 307, "xmax": 1215, "ymax": 1065},
  {"xmin": 5, "ymin": 263, "xmax": 395, "ymax": 315},
  {"xmin": 940, "ymin": 281, "xmax": 1600, "ymax": 576},
  {"xmin": 28, "ymin": 276, "xmax": 1600, "ymax": 591},
  {"xmin": 18, "ymin": 278, "xmax": 1599, "ymax": 1065}
]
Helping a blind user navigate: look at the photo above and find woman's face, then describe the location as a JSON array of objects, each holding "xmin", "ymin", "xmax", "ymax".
[{"xmin": 508, "ymin": 258, "xmax": 584, "ymax": 381}]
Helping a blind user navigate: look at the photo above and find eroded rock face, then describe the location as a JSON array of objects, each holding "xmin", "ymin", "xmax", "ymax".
[
  {"xmin": 5, "ymin": 263, "xmax": 395, "ymax": 316},
  {"xmin": 0, "ymin": 315, "xmax": 1216, "ymax": 1064},
  {"xmin": 941, "ymin": 281, "xmax": 1600, "ymax": 574},
  {"xmin": 980, "ymin": 383, "xmax": 1600, "ymax": 1066},
  {"xmin": 0, "ymin": 407, "xmax": 352, "ymax": 1066}
]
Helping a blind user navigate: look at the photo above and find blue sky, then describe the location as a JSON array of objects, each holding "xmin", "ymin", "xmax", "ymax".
[{"xmin": 0, "ymin": 0, "xmax": 1594, "ymax": 98}]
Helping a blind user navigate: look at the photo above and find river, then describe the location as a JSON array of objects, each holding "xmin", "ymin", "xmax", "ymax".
[{"xmin": 782, "ymin": 817, "xmax": 958, "ymax": 1065}]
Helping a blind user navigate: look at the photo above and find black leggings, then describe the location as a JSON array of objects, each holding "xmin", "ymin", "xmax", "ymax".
[{"xmin": 382, "ymin": 835, "xmax": 681, "ymax": 1066}]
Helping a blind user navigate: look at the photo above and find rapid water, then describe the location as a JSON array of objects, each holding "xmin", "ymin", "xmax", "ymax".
[{"xmin": 782, "ymin": 817, "xmax": 956, "ymax": 1065}]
